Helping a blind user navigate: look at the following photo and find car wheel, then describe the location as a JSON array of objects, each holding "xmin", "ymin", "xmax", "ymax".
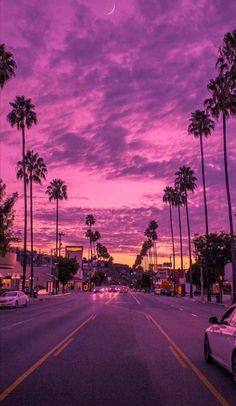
[
  {"xmin": 15, "ymin": 300, "xmax": 19, "ymax": 308},
  {"xmin": 232, "ymin": 351, "xmax": 236, "ymax": 385},
  {"xmin": 24, "ymin": 301, "xmax": 28, "ymax": 307},
  {"xmin": 204, "ymin": 334, "xmax": 212, "ymax": 363}
]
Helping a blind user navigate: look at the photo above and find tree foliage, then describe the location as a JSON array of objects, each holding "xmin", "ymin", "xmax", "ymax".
[
  {"xmin": 0, "ymin": 180, "xmax": 18, "ymax": 254},
  {"xmin": 7, "ymin": 96, "xmax": 37, "ymax": 129},
  {"xmin": 96, "ymin": 243, "xmax": 110, "ymax": 260},
  {"xmin": 0, "ymin": 44, "xmax": 17, "ymax": 88},
  {"xmin": 57, "ymin": 257, "xmax": 79, "ymax": 287},
  {"xmin": 46, "ymin": 178, "xmax": 67, "ymax": 201},
  {"xmin": 17, "ymin": 150, "xmax": 47, "ymax": 185},
  {"xmin": 193, "ymin": 232, "xmax": 233, "ymax": 284},
  {"xmin": 91, "ymin": 270, "xmax": 106, "ymax": 286}
]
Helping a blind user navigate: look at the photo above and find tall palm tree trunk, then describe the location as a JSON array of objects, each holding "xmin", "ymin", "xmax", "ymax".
[
  {"xmin": 22, "ymin": 125, "xmax": 27, "ymax": 290},
  {"xmin": 89, "ymin": 226, "xmax": 92, "ymax": 260},
  {"xmin": 200, "ymin": 136, "xmax": 209, "ymax": 235},
  {"xmin": 185, "ymin": 194, "xmax": 193, "ymax": 298},
  {"xmin": 223, "ymin": 114, "xmax": 236, "ymax": 304},
  {"xmin": 30, "ymin": 177, "xmax": 34, "ymax": 297},
  {"xmin": 154, "ymin": 242, "xmax": 158, "ymax": 272},
  {"xmin": 149, "ymin": 247, "xmax": 152, "ymax": 271},
  {"xmin": 56, "ymin": 198, "xmax": 59, "ymax": 257},
  {"xmin": 177, "ymin": 205, "xmax": 183, "ymax": 272},
  {"xmin": 199, "ymin": 135, "xmax": 211, "ymax": 301},
  {"xmin": 169, "ymin": 203, "xmax": 176, "ymax": 293},
  {"xmin": 93, "ymin": 240, "xmax": 96, "ymax": 259}
]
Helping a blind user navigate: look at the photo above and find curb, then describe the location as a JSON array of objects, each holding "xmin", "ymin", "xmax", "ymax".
[
  {"xmin": 183, "ymin": 296, "xmax": 230, "ymax": 308},
  {"xmin": 29, "ymin": 292, "xmax": 71, "ymax": 302}
]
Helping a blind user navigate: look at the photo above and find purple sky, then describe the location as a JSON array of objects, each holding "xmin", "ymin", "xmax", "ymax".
[{"xmin": 0, "ymin": 0, "xmax": 236, "ymax": 266}]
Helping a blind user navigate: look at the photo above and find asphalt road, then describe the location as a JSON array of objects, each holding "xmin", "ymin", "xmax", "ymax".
[{"xmin": 0, "ymin": 292, "xmax": 235, "ymax": 406}]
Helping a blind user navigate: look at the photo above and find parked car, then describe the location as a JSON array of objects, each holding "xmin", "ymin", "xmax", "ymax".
[
  {"xmin": 204, "ymin": 304, "xmax": 236, "ymax": 385},
  {"xmin": 160, "ymin": 288, "xmax": 172, "ymax": 296},
  {"xmin": 0, "ymin": 290, "xmax": 29, "ymax": 308}
]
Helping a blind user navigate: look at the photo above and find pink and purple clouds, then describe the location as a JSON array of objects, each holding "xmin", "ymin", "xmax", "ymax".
[{"xmin": 0, "ymin": 0, "xmax": 236, "ymax": 266}]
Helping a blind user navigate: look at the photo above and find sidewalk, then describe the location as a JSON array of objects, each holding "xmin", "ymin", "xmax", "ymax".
[
  {"xmin": 29, "ymin": 292, "xmax": 71, "ymax": 302},
  {"xmin": 183, "ymin": 294, "xmax": 232, "ymax": 308}
]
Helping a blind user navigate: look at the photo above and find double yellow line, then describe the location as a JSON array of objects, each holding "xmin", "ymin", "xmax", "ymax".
[
  {"xmin": 144, "ymin": 312, "xmax": 230, "ymax": 406},
  {"xmin": 0, "ymin": 314, "xmax": 96, "ymax": 403}
]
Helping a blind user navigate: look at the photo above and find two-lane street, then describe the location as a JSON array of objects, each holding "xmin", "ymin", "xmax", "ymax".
[{"xmin": 0, "ymin": 292, "xmax": 235, "ymax": 405}]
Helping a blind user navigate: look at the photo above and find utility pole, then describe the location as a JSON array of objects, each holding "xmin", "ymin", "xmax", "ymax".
[{"xmin": 58, "ymin": 232, "xmax": 64, "ymax": 257}]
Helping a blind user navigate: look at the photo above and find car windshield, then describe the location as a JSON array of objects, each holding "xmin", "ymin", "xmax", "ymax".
[{"xmin": 1, "ymin": 292, "xmax": 17, "ymax": 297}]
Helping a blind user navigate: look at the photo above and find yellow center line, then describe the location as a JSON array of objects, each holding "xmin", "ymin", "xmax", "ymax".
[
  {"xmin": 0, "ymin": 314, "xmax": 96, "ymax": 403},
  {"xmin": 53, "ymin": 338, "xmax": 73, "ymax": 357},
  {"xmin": 169, "ymin": 346, "xmax": 187, "ymax": 368},
  {"xmin": 144, "ymin": 312, "xmax": 230, "ymax": 406}
]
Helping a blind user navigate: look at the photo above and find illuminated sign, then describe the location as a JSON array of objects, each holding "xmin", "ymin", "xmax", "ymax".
[{"xmin": 65, "ymin": 246, "xmax": 83, "ymax": 252}]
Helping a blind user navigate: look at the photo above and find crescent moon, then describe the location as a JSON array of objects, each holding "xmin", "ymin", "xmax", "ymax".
[{"xmin": 106, "ymin": 2, "xmax": 116, "ymax": 15}]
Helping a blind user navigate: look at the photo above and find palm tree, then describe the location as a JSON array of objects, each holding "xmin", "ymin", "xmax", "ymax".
[
  {"xmin": 144, "ymin": 227, "xmax": 153, "ymax": 270},
  {"xmin": 7, "ymin": 96, "xmax": 37, "ymax": 289},
  {"xmin": 85, "ymin": 215, "xmax": 96, "ymax": 259},
  {"xmin": 96, "ymin": 243, "xmax": 110, "ymax": 260},
  {"xmin": 91, "ymin": 230, "xmax": 101, "ymax": 257},
  {"xmin": 188, "ymin": 110, "xmax": 214, "ymax": 235},
  {"xmin": 175, "ymin": 166, "xmax": 197, "ymax": 298},
  {"xmin": 0, "ymin": 179, "xmax": 18, "ymax": 254},
  {"xmin": 163, "ymin": 186, "xmax": 176, "ymax": 292},
  {"xmin": 205, "ymin": 73, "xmax": 236, "ymax": 303},
  {"xmin": 148, "ymin": 220, "xmax": 158, "ymax": 272},
  {"xmin": 133, "ymin": 254, "xmax": 142, "ymax": 269},
  {"xmin": 188, "ymin": 110, "xmax": 215, "ymax": 300},
  {"xmin": 217, "ymin": 29, "xmax": 236, "ymax": 79},
  {"xmin": 140, "ymin": 240, "xmax": 152, "ymax": 273},
  {"xmin": 46, "ymin": 179, "xmax": 67, "ymax": 257},
  {"xmin": 172, "ymin": 188, "xmax": 185, "ymax": 275},
  {"xmin": 17, "ymin": 151, "xmax": 47, "ymax": 296},
  {"xmin": 145, "ymin": 220, "xmax": 158, "ymax": 281},
  {"xmin": 0, "ymin": 44, "xmax": 17, "ymax": 88}
]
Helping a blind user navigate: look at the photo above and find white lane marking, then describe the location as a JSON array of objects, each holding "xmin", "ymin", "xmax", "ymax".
[
  {"xmin": 191, "ymin": 313, "xmax": 198, "ymax": 317},
  {"xmin": 0, "ymin": 319, "xmax": 32, "ymax": 330},
  {"xmin": 130, "ymin": 293, "xmax": 141, "ymax": 305},
  {"xmin": 179, "ymin": 308, "xmax": 184, "ymax": 311}
]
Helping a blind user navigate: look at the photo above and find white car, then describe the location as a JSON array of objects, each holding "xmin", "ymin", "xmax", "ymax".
[
  {"xmin": 204, "ymin": 304, "xmax": 236, "ymax": 384},
  {"xmin": 0, "ymin": 290, "xmax": 29, "ymax": 308}
]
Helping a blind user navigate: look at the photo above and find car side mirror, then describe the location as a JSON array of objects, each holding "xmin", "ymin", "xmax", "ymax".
[{"xmin": 209, "ymin": 316, "xmax": 219, "ymax": 324}]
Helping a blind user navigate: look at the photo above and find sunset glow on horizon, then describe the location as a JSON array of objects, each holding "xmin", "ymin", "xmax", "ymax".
[{"xmin": 1, "ymin": 0, "xmax": 236, "ymax": 267}]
